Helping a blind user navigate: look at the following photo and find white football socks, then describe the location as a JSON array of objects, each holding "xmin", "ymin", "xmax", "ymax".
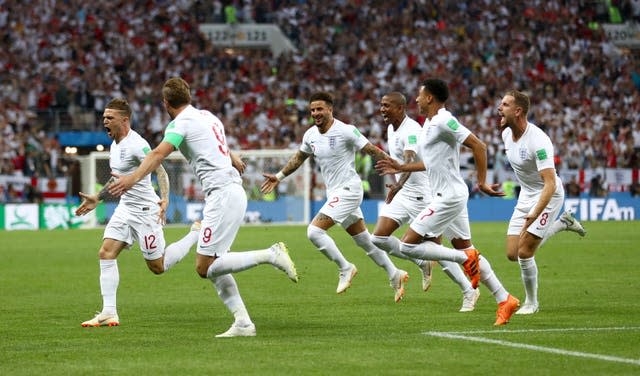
[
  {"xmin": 307, "ymin": 225, "xmax": 350, "ymax": 269},
  {"xmin": 518, "ymin": 256, "xmax": 538, "ymax": 305},
  {"xmin": 163, "ymin": 231, "xmax": 198, "ymax": 271},
  {"xmin": 477, "ymin": 254, "xmax": 509, "ymax": 303},
  {"xmin": 212, "ymin": 274, "xmax": 251, "ymax": 327},
  {"xmin": 400, "ymin": 241, "xmax": 467, "ymax": 264},
  {"xmin": 352, "ymin": 231, "xmax": 397, "ymax": 276},
  {"xmin": 99, "ymin": 259, "xmax": 119, "ymax": 315},
  {"xmin": 439, "ymin": 260, "xmax": 473, "ymax": 292},
  {"xmin": 371, "ymin": 234, "xmax": 427, "ymax": 268},
  {"xmin": 205, "ymin": 249, "xmax": 272, "ymax": 278}
]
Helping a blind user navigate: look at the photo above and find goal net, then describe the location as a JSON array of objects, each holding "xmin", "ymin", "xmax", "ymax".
[{"xmin": 79, "ymin": 149, "xmax": 311, "ymax": 227}]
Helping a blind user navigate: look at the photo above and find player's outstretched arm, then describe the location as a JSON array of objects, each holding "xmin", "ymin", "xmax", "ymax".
[
  {"xmin": 109, "ymin": 142, "xmax": 174, "ymax": 196},
  {"xmin": 75, "ymin": 177, "xmax": 116, "ymax": 216},
  {"xmin": 361, "ymin": 143, "xmax": 390, "ymax": 162},
  {"xmin": 261, "ymin": 150, "xmax": 309, "ymax": 193},
  {"xmin": 464, "ymin": 133, "xmax": 504, "ymax": 197},
  {"xmin": 376, "ymin": 158, "xmax": 425, "ymax": 176},
  {"xmin": 75, "ymin": 192, "xmax": 98, "ymax": 216}
]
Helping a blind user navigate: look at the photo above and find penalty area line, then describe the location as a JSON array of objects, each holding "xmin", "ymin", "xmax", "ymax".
[
  {"xmin": 438, "ymin": 326, "xmax": 640, "ymax": 335},
  {"xmin": 424, "ymin": 331, "xmax": 640, "ymax": 366}
]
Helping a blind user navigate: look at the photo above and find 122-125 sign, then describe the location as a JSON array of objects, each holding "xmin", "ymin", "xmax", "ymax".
[{"xmin": 199, "ymin": 24, "xmax": 269, "ymax": 46}]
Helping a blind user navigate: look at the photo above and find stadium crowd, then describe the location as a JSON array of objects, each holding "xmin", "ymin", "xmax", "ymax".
[{"xmin": 1, "ymin": 0, "xmax": 639, "ymax": 203}]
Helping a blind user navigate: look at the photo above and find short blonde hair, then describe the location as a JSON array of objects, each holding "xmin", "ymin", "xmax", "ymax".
[{"xmin": 506, "ymin": 90, "xmax": 530, "ymax": 115}]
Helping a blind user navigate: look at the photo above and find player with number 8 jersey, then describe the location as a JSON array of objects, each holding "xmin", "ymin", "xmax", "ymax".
[
  {"xmin": 108, "ymin": 77, "xmax": 298, "ymax": 338},
  {"xmin": 498, "ymin": 90, "xmax": 586, "ymax": 316}
]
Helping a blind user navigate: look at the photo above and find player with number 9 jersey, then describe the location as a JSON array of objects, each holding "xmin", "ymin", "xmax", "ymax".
[
  {"xmin": 161, "ymin": 105, "xmax": 245, "ymax": 257},
  {"xmin": 108, "ymin": 77, "xmax": 298, "ymax": 337},
  {"xmin": 163, "ymin": 107, "xmax": 241, "ymax": 196}
]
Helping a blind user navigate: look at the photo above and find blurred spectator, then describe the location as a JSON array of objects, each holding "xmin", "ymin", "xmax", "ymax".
[
  {"xmin": 565, "ymin": 175, "xmax": 582, "ymax": 197},
  {"xmin": 464, "ymin": 171, "xmax": 479, "ymax": 199},
  {"xmin": 24, "ymin": 181, "xmax": 43, "ymax": 204},
  {"xmin": 225, "ymin": 1, "xmax": 238, "ymax": 25},
  {"xmin": 312, "ymin": 182, "xmax": 326, "ymax": 201},
  {"xmin": 630, "ymin": 181, "xmax": 640, "ymax": 197},
  {"xmin": 6, "ymin": 183, "xmax": 23, "ymax": 203},
  {"xmin": 0, "ymin": 0, "xmax": 638, "ymax": 203},
  {"xmin": 589, "ymin": 174, "xmax": 607, "ymax": 197},
  {"xmin": 184, "ymin": 178, "xmax": 197, "ymax": 201}
]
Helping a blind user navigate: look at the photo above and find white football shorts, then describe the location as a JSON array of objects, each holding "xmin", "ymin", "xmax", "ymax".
[
  {"xmin": 104, "ymin": 204, "xmax": 166, "ymax": 261},
  {"xmin": 409, "ymin": 195, "xmax": 470, "ymax": 240},
  {"xmin": 319, "ymin": 182, "xmax": 363, "ymax": 229},
  {"xmin": 378, "ymin": 190, "xmax": 427, "ymax": 226},
  {"xmin": 197, "ymin": 182, "xmax": 247, "ymax": 257},
  {"xmin": 507, "ymin": 189, "xmax": 564, "ymax": 238}
]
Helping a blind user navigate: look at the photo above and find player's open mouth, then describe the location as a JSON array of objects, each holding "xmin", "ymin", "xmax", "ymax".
[{"xmin": 105, "ymin": 126, "xmax": 112, "ymax": 137}]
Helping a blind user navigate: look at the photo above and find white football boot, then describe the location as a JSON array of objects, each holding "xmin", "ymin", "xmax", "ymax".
[
  {"xmin": 269, "ymin": 242, "xmax": 298, "ymax": 282},
  {"xmin": 215, "ymin": 323, "xmax": 257, "ymax": 338},
  {"xmin": 459, "ymin": 288, "xmax": 480, "ymax": 312},
  {"xmin": 81, "ymin": 312, "xmax": 120, "ymax": 327},
  {"xmin": 336, "ymin": 263, "xmax": 358, "ymax": 294},
  {"xmin": 390, "ymin": 269, "xmax": 409, "ymax": 302},
  {"xmin": 559, "ymin": 210, "xmax": 586, "ymax": 236}
]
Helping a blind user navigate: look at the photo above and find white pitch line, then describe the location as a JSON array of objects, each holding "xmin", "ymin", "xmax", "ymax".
[
  {"xmin": 424, "ymin": 331, "xmax": 640, "ymax": 366},
  {"xmin": 437, "ymin": 326, "xmax": 640, "ymax": 335}
]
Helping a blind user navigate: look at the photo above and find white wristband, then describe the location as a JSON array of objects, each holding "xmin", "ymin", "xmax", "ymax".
[{"xmin": 275, "ymin": 171, "xmax": 286, "ymax": 181}]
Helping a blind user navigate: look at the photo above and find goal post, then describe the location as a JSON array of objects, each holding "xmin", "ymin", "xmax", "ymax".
[
  {"xmin": 236, "ymin": 149, "xmax": 312, "ymax": 224},
  {"xmin": 79, "ymin": 149, "xmax": 311, "ymax": 227}
]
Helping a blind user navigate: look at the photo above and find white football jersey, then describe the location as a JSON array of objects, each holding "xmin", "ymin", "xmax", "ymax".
[
  {"xmin": 162, "ymin": 105, "xmax": 241, "ymax": 195},
  {"xmin": 502, "ymin": 122, "xmax": 562, "ymax": 195},
  {"xmin": 300, "ymin": 118, "xmax": 368, "ymax": 191},
  {"xmin": 419, "ymin": 108, "xmax": 470, "ymax": 199},
  {"xmin": 109, "ymin": 129, "xmax": 159, "ymax": 210},
  {"xmin": 387, "ymin": 116, "xmax": 430, "ymax": 198}
]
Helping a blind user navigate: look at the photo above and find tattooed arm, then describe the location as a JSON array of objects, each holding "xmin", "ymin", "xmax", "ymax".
[
  {"xmin": 261, "ymin": 150, "xmax": 311, "ymax": 194},
  {"xmin": 154, "ymin": 164, "xmax": 170, "ymax": 225},
  {"xmin": 361, "ymin": 142, "xmax": 390, "ymax": 162},
  {"xmin": 75, "ymin": 177, "xmax": 117, "ymax": 216}
]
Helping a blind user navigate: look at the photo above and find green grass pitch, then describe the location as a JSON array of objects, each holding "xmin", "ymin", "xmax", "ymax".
[{"xmin": 1, "ymin": 221, "xmax": 639, "ymax": 375}]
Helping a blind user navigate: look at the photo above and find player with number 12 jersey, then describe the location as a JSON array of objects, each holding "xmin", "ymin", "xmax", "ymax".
[{"xmin": 107, "ymin": 78, "xmax": 297, "ymax": 337}]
